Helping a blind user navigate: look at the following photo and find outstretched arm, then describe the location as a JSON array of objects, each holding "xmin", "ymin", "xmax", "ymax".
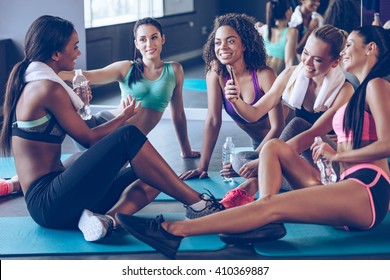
[
  {"xmin": 59, "ymin": 60, "xmax": 132, "ymax": 86},
  {"xmin": 179, "ymin": 69, "xmax": 223, "ymax": 180},
  {"xmin": 225, "ymin": 67, "xmax": 294, "ymax": 123},
  {"xmin": 285, "ymin": 28, "xmax": 298, "ymax": 68},
  {"xmin": 169, "ymin": 62, "xmax": 200, "ymax": 158}
]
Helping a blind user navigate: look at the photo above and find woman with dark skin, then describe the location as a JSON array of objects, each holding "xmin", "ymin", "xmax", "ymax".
[
  {"xmin": 0, "ymin": 15, "xmax": 223, "ymax": 243},
  {"xmin": 180, "ymin": 13, "xmax": 285, "ymax": 182},
  {"xmin": 117, "ymin": 25, "xmax": 390, "ymax": 259}
]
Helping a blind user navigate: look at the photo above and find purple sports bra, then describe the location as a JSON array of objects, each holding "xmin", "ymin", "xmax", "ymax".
[{"xmin": 222, "ymin": 70, "xmax": 268, "ymax": 124}]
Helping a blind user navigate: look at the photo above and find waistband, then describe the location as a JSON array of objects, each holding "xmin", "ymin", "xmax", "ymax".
[{"xmin": 340, "ymin": 163, "xmax": 390, "ymax": 183}]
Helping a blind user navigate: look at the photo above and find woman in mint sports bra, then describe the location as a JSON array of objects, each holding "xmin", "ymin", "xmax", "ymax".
[
  {"xmin": 1, "ymin": 17, "xmax": 200, "ymax": 198},
  {"xmin": 115, "ymin": 26, "xmax": 390, "ymax": 259},
  {"xmin": 61, "ymin": 17, "xmax": 199, "ymax": 159},
  {"xmin": 179, "ymin": 13, "xmax": 285, "ymax": 181},
  {"xmin": 0, "ymin": 15, "xmax": 225, "ymax": 243},
  {"xmin": 257, "ymin": 0, "xmax": 298, "ymax": 75}
]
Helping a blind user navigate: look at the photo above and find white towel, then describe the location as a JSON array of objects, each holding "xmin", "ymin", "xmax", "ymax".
[
  {"xmin": 24, "ymin": 61, "xmax": 84, "ymax": 111},
  {"xmin": 288, "ymin": 5, "xmax": 324, "ymax": 28},
  {"xmin": 282, "ymin": 62, "xmax": 345, "ymax": 112}
]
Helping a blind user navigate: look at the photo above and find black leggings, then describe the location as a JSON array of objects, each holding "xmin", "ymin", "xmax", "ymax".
[{"xmin": 25, "ymin": 125, "xmax": 147, "ymax": 229}]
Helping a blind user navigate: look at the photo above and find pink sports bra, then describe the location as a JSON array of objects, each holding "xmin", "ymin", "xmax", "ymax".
[{"xmin": 332, "ymin": 104, "xmax": 378, "ymax": 143}]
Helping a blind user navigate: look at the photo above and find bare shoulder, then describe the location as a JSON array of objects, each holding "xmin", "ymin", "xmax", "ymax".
[
  {"xmin": 168, "ymin": 61, "xmax": 184, "ymax": 74},
  {"xmin": 257, "ymin": 66, "xmax": 276, "ymax": 77},
  {"xmin": 366, "ymin": 78, "xmax": 390, "ymax": 100}
]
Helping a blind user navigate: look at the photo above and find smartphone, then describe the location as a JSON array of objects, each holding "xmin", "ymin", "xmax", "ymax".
[{"xmin": 228, "ymin": 65, "xmax": 235, "ymax": 85}]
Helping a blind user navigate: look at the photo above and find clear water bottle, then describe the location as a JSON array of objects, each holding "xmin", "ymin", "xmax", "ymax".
[
  {"xmin": 72, "ymin": 69, "xmax": 92, "ymax": 120},
  {"xmin": 222, "ymin": 136, "xmax": 235, "ymax": 182},
  {"xmin": 314, "ymin": 136, "xmax": 337, "ymax": 185}
]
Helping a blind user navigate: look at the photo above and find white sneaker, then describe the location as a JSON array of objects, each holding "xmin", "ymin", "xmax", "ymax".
[{"xmin": 78, "ymin": 209, "xmax": 114, "ymax": 241}]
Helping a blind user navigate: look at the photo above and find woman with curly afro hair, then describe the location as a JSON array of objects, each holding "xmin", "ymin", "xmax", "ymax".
[{"xmin": 180, "ymin": 13, "xmax": 285, "ymax": 183}]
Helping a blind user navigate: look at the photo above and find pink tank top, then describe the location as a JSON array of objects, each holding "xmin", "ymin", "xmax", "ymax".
[{"xmin": 332, "ymin": 104, "xmax": 378, "ymax": 143}]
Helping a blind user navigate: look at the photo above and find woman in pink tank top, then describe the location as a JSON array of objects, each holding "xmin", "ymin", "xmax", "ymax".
[{"xmin": 116, "ymin": 26, "xmax": 390, "ymax": 258}]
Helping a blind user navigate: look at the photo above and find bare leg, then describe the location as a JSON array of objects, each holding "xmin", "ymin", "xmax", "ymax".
[
  {"xmin": 233, "ymin": 178, "xmax": 258, "ymax": 197},
  {"xmin": 107, "ymin": 179, "xmax": 161, "ymax": 218},
  {"xmin": 130, "ymin": 141, "xmax": 202, "ymax": 206},
  {"xmin": 258, "ymin": 139, "xmax": 321, "ymax": 197},
  {"xmin": 162, "ymin": 140, "xmax": 373, "ymax": 237}
]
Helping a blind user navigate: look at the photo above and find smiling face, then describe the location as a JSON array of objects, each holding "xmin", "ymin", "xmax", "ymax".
[
  {"xmin": 134, "ymin": 24, "xmax": 165, "ymax": 60},
  {"xmin": 214, "ymin": 25, "xmax": 245, "ymax": 65},
  {"xmin": 301, "ymin": 34, "xmax": 338, "ymax": 78},
  {"xmin": 301, "ymin": 0, "xmax": 320, "ymax": 13},
  {"xmin": 341, "ymin": 31, "xmax": 367, "ymax": 75},
  {"xmin": 55, "ymin": 30, "xmax": 80, "ymax": 71}
]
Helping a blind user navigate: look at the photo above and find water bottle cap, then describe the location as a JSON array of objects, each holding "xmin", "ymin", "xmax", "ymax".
[{"xmin": 226, "ymin": 136, "xmax": 232, "ymax": 141}]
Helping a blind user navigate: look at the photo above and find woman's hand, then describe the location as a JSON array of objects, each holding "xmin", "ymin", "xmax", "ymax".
[
  {"xmin": 179, "ymin": 168, "xmax": 208, "ymax": 180},
  {"xmin": 74, "ymin": 81, "xmax": 93, "ymax": 103},
  {"xmin": 311, "ymin": 140, "xmax": 337, "ymax": 163},
  {"xmin": 181, "ymin": 150, "xmax": 201, "ymax": 158},
  {"xmin": 224, "ymin": 79, "xmax": 240, "ymax": 103},
  {"xmin": 238, "ymin": 159, "xmax": 259, "ymax": 179},
  {"xmin": 220, "ymin": 162, "xmax": 239, "ymax": 178},
  {"xmin": 119, "ymin": 95, "xmax": 141, "ymax": 120}
]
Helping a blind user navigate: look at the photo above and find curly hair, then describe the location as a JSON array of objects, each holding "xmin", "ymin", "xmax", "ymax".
[{"xmin": 202, "ymin": 13, "xmax": 268, "ymax": 77}]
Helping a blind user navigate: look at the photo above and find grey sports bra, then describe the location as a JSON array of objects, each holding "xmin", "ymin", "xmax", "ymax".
[{"xmin": 12, "ymin": 113, "xmax": 66, "ymax": 144}]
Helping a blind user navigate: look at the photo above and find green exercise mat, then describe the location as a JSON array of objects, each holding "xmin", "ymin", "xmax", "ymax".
[
  {"xmin": 254, "ymin": 214, "xmax": 390, "ymax": 257},
  {"xmin": 0, "ymin": 155, "xmax": 72, "ymax": 179},
  {"xmin": 183, "ymin": 79, "xmax": 207, "ymax": 92},
  {"xmin": 156, "ymin": 172, "xmax": 247, "ymax": 201},
  {"xmin": 0, "ymin": 213, "xmax": 226, "ymax": 257}
]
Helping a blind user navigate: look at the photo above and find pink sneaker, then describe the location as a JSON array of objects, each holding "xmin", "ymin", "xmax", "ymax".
[{"xmin": 220, "ymin": 189, "xmax": 254, "ymax": 209}]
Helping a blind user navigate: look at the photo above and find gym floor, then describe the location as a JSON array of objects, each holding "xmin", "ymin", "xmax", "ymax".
[{"xmin": 0, "ymin": 59, "xmax": 388, "ymax": 260}]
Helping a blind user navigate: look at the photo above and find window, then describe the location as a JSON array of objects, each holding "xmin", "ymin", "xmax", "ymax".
[{"xmin": 84, "ymin": 0, "xmax": 194, "ymax": 28}]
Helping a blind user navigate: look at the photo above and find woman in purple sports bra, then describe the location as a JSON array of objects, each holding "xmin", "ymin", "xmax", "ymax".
[
  {"xmin": 179, "ymin": 13, "xmax": 285, "ymax": 181},
  {"xmin": 116, "ymin": 26, "xmax": 390, "ymax": 259}
]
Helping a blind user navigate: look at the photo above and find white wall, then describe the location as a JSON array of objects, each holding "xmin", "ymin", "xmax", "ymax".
[{"xmin": 0, "ymin": 0, "xmax": 86, "ymax": 69}]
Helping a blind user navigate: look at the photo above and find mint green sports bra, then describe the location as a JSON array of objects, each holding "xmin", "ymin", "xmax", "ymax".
[
  {"xmin": 119, "ymin": 62, "xmax": 176, "ymax": 112},
  {"xmin": 263, "ymin": 28, "xmax": 289, "ymax": 59}
]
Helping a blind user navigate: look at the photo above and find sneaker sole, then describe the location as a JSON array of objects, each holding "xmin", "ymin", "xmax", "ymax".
[
  {"xmin": 78, "ymin": 210, "xmax": 107, "ymax": 242},
  {"xmin": 219, "ymin": 223, "xmax": 287, "ymax": 245},
  {"xmin": 116, "ymin": 214, "xmax": 179, "ymax": 259}
]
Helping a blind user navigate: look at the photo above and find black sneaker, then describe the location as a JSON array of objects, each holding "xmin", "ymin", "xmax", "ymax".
[
  {"xmin": 78, "ymin": 209, "xmax": 114, "ymax": 242},
  {"xmin": 116, "ymin": 213, "xmax": 183, "ymax": 259},
  {"xmin": 219, "ymin": 223, "xmax": 287, "ymax": 245},
  {"xmin": 185, "ymin": 189, "xmax": 225, "ymax": 219}
]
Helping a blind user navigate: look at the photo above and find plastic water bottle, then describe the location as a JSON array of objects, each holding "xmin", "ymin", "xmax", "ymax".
[
  {"xmin": 314, "ymin": 136, "xmax": 337, "ymax": 185},
  {"xmin": 222, "ymin": 136, "xmax": 235, "ymax": 182},
  {"xmin": 72, "ymin": 69, "xmax": 92, "ymax": 120}
]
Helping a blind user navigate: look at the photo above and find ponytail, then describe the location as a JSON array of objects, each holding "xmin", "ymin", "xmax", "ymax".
[
  {"xmin": 343, "ymin": 26, "xmax": 390, "ymax": 149},
  {"xmin": 0, "ymin": 59, "xmax": 30, "ymax": 156}
]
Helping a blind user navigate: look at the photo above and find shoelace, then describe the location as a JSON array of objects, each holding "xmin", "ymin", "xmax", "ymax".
[
  {"xmin": 146, "ymin": 215, "xmax": 165, "ymax": 231},
  {"xmin": 202, "ymin": 189, "xmax": 225, "ymax": 210}
]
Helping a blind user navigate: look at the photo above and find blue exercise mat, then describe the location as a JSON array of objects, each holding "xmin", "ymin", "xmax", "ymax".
[
  {"xmin": 156, "ymin": 172, "xmax": 247, "ymax": 201},
  {"xmin": 0, "ymin": 155, "xmax": 72, "ymax": 179},
  {"xmin": 183, "ymin": 79, "xmax": 207, "ymax": 92},
  {"xmin": 0, "ymin": 213, "xmax": 226, "ymax": 257},
  {"xmin": 254, "ymin": 214, "xmax": 390, "ymax": 257}
]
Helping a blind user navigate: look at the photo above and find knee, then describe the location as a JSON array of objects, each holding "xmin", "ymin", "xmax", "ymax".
[
  {"xmin": 280, "ymin": 117, "xmax": 312, "ymax": 141},
  {"xmin": 262, "ymin": 139, "xmax": 284, "ymax": 153}
]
